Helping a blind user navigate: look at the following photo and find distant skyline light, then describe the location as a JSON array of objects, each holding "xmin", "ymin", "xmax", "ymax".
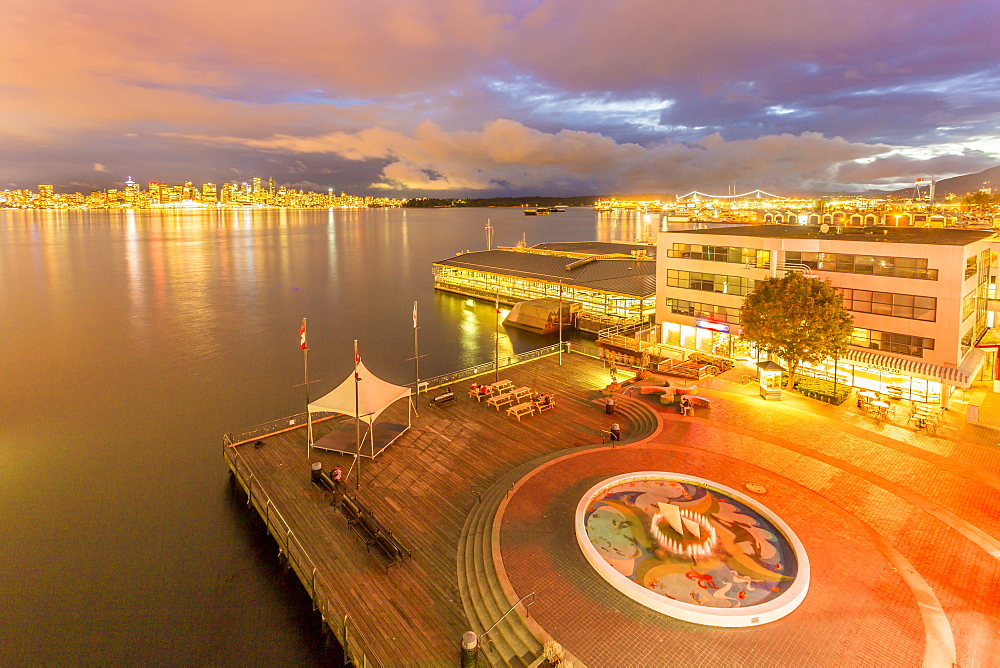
[{"xmin": 2, "ymin": 0, "xmax": 998, "ymax": 196}]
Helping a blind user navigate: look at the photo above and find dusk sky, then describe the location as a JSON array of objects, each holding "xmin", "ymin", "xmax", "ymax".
[{"xmin": 3, "ymin": 0, "xmax": 999, "ymax": 196}]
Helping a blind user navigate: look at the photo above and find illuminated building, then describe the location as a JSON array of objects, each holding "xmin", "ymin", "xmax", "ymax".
[
  {"xmin": 655, "ymin": 224, "xmax": 996, "ymax": 406},
  {"xmin": 37, "ymin": 184, "xmax": 54, "ymax": 207},
  {"xmin": 433, "ymin": 242, "xmax": 656, "ymax": 329}
]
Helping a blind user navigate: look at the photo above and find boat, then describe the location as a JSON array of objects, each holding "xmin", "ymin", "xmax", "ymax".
[{"xmin": 523, "ymin": 209, "xmax": 538, "ymax": 216}]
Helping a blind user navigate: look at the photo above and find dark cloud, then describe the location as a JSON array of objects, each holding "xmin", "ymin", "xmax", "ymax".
[{"xmin": 0, "ymin": 0, "xmax": 997, "ymax": 193}]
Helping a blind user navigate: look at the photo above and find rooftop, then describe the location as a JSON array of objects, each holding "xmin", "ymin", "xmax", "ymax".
[
  {"xmin": 528, "ymin": 240, "xmax": 656, "ymax": 258},
  {"xmin": 434, "ymin": 247, "xmax": 656, "ymax": 297},
  {"xmin": 668, "ymin": 224, "xmax": 995, "ymax": 246}
]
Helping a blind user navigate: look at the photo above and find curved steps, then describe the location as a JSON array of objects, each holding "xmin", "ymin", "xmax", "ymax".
[{"xmin": 455, "ymin": 396, "xmax": 658, "ymax": 666}]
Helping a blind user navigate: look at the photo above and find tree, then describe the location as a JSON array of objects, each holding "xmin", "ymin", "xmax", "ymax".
[{"xmin": 740, "ymin": 272, "xmax": 854, "ymax": 389}]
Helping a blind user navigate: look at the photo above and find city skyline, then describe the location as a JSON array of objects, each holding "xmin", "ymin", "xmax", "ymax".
[{"xmin": 3, "ymin": 0, "xmax": 999, "ymax": 196}]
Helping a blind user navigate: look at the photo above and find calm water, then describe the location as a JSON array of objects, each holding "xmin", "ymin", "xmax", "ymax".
[{"xmin": 0, "ymin": 206, "xmax": 675, "ymax": 665}]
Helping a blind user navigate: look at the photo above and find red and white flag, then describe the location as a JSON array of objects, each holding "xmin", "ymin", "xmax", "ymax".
[
  {"xmin": 412, "ymin": 301, "xmax": 418, "ymax": 329},
  {"xmin": 299, "ymin": 318, "xmax": 307, "ymax": 350},
  {"xmin": 354, "ymin": 340, "xmax": 361, "ymax": 381},
  {"xmin": 495, "ymin": 293, "xmax": 500, "ymax": 313}
]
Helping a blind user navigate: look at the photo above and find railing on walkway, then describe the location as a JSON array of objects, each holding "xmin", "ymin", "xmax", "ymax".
[
  {"xmin": 478, "ymin": 591, "xmax": 536, "ymax": 659},
  {"xmin": 223, "ymin": 442, "xmax": 383, "ymax": 668},
  {"xmin": 408, "ymin": 344, "xmax": 565, "ymax": 394}
]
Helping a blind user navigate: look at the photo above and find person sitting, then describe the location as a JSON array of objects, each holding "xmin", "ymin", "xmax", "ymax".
[
  {"xmin": 479, "ymin": 385, "xmax": 491, "ymax": 396},
  {"xmin": 538, "ymin": 393, "xmax": 551, "ymax": 406},
  {"xmin": 679, "ymin": 395, "xmax": 692, "ymax": 416}
]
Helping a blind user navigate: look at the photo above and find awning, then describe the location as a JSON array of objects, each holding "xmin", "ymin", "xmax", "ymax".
[{"xmin": 841, "ymin": 348, "xmax": 985, "ymax": 389}]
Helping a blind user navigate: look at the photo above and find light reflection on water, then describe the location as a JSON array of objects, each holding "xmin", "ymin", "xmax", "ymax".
[{"xmin": 0, "ymin": 206, "xmax": 704, "ymax": 664}]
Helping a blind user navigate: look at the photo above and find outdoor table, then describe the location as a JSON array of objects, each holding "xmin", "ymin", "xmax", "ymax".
[
  {"xmin": 487, "ymin": 392, "xmax": 514, "ymax": 410},
  {"xmin": 859, "ymin": 391, "xmax": 877, "ymax": 402},
  {"xmin": 511, "ymin": 386, "xmax": 532, "ymax": 401},
  {"xmin": 489, "ymin": 380, "xmax": 513, "ymax": 394},
  {"xmin": 506, "ymin": 402, "xmax": 536, "ymax": 421},
  {"xmin": 871, "ymin": 401, "xmax": 889, "ymax": 410}
]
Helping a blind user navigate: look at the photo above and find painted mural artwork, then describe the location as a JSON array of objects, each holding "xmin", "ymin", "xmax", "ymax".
[{"xmin": 583, "ymin": 478, "xmax": 798, "ymax": 608}]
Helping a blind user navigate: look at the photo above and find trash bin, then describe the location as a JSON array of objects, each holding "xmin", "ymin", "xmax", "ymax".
[
  {"xmin": 610, "ymin": 423, "xmax": 621, "ymax": 441},
  {"xmin": 310, "ymin": 461, "xmax": 323, "ymax": 483},
  {"xmin": 605, "ymin": 397, "xmax": 615, "ymax": 415}
]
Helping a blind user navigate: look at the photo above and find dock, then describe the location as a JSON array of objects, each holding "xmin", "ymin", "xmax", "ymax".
[{"xmin": 223, "ymin": 350, "xmax": 651, "ymax": 666}]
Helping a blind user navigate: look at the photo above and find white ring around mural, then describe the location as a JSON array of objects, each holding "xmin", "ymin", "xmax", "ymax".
[{"xmin": 575, "ymin": 472, "xmax": 810, "ymax": 628}]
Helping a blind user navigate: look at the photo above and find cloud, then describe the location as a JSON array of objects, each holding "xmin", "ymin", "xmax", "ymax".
[
  {"xmin": 0, "ymin": 0, "xmax": 997, "ymax": 192},
  {"xmin": 174, "ymin": 119, "xmax": 910, "ymax": 193},
  {"xmin": 93, "ymin": 163, "xmax": 108, "ymax": 172}
]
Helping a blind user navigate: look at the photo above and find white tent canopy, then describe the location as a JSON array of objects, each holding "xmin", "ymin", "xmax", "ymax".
[{"xmin": 307, "ymin": 360, "xmax": 412, "ymax": 458}]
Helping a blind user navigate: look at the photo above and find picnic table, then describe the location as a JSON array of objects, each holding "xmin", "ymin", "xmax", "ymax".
[
  {"xmin": 487, "ymin": 392, "xmax": 515, "ymax": 410},
  {"xmin": 506, "ymin": 402, "xmax": 536, "ymax": 421},
  {"xmin": 511, "ymin": 386, "xmax": 533, "ymax": 401},
  {"xmin": 489, "ymin": 380, "xmax": 514, "ymax": 394}
]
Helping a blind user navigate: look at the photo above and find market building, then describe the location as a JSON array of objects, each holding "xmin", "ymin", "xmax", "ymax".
[
  {"xmin": 654, "ymin": 224, "xmax": 997, "ymax": 405},
  {"xmin": 433, "ymin": 242, "xmax": 656, "ymax": 331}
]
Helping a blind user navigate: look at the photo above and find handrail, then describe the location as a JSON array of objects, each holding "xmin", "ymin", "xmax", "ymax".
[
  {"xmin": 223, "ymin": 440, "xmax": 384, "ymax": 667},
  {"xmin": 479, "ymin": 591, "xmax": 536, "ymax": 651}
]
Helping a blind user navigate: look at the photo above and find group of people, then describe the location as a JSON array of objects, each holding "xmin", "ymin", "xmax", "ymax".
[
  {"xmin": 470, "ymin": 383, "xmax": 492, "ymax": 397},
  {"xmin": 536, "ymin": 392, "xmax": 552, "ymax": 407}
]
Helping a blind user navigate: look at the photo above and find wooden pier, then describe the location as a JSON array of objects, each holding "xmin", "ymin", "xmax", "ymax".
[{"xmin": 223, "ymin": 351, "xmax": 648, "ymax": 666}]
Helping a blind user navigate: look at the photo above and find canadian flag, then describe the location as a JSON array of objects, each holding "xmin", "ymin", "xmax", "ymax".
[
  {"xmin": 299, "ymin": 319, "xmax": 307, "ymax": 350},
  {"xmin": 354, "ymin": 341, "xmax": 361, "ymax": 381}
]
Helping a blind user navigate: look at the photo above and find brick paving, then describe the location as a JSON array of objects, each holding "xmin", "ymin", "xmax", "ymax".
[{"xmin": 497, "ymin": 365, "xmax": 1000, "ymax": 667}]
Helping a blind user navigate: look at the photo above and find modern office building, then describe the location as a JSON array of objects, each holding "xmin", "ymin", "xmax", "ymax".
[{"xmin": 655, "ymin": 224, "xmax": 997, "ymax": 405}]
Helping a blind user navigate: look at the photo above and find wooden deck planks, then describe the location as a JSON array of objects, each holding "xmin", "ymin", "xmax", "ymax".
[{"xmin": 227, "ymin": 352, "xmax": 620, "ymax": 665}]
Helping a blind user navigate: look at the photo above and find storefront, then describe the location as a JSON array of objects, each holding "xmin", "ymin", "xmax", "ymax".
[{"xmin": 661, "ymin": 319, "xmax": 738, "ymax": 357}]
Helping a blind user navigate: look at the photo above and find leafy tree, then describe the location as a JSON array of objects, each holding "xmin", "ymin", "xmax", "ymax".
[{"xmin": 740, "ymin": 272, "xmax": 854, "ymax": 389}]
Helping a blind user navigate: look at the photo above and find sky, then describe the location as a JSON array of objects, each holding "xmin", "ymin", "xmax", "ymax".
[{"xmin": 2, "ymin": 0, "xmax": 999, "ymax": 197}]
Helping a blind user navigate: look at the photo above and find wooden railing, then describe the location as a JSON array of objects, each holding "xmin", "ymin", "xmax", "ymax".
[{"xmin": 223, "ymin": 443, "xmax": 384, "ymax": 668}]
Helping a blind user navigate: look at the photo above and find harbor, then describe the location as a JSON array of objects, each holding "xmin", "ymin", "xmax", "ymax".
[
  {"xmin": 223, "ymin": 348, "xmax": 649, "ymax": 666},
  {"xmin": 223, "ymin": 343, "xmax": 1000, "ymax": 667}
]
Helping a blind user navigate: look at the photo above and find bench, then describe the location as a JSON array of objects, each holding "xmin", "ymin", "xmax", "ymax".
[
  {"xmin": 311, "ymin": 468, "xmax": 341, "ymax": 501},
  {"xmin": 534, "ymin": 394, "xmax": 556, "ymax": 412},
  {"xmin": 506, "ymin": 402, "xmax": 536, "ymax": 421},
  {"xmin": 338, "ymin": 494, "xmax": 412, "ymax": 571},
  {"xmin": 431, "ymin": 390, "xmax": 455, "ymax": 406}
]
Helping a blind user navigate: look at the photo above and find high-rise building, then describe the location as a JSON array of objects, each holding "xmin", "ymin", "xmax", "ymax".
[
  {"xmin": 37, "ymin": 185, "xmax": 54, "ymax": 207},
  {"xmin": 124, "ymin": 177, "xmax": 140, "ymax": 207},
  {"xmin": 203, "ymin": 183, "xmax": 217, "ymax": 204}
]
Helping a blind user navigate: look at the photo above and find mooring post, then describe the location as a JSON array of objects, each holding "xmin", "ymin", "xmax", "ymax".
[{"xmin": 460, "ymin": 631, "xmax": 478, "ymax": 667}]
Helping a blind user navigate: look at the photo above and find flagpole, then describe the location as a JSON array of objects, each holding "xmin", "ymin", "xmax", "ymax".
[
  {"xmin": 494, "ymin": 290, "xmax": 500, "ymax": 382},
  {"xmin": 301, "ymin": 318, "xmax": 313, "ymax": 460},
  {"xmin": 413, "ymin": 301, "xmax": 419, "ymax": 415},
  {"xmin": 354, "ymin": 339, "xmax": 361, "ymax": 491},
  {"xmin": 558, "ymin": 284, "xmax": 563, "ymax": 365}
]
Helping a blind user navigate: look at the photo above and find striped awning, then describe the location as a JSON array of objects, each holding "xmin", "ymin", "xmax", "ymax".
[{"xmin": 841, "ymin": 348, "xmax": 986, "ymax": 389}]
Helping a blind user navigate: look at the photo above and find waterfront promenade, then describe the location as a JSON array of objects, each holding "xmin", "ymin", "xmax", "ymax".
[{"xmin": 226, "ymin": 352, "xmax": 1000, "ymax": 667}]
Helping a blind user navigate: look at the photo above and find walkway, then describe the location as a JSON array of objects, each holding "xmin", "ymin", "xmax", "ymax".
[{"xmin": 497, "ymin": 362, "xmax": 1000, "ymax": 667}]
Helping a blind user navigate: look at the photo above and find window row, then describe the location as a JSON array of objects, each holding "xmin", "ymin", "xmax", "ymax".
[
  {"xmin": 837, "ymin": 288, "xmax": 936, "ymax": 321},
  {"xmin": 669, "ymin": 244, "xmax": 770, "ymax": 267},
  {"xmin": 666, "ymin": 270, "xmax": 756, "ymax": 296},
  {"xmin": 965, "ymin": 255, "xmax": 977, "ymax": 280},
  {"xmin": 784, "ymin": 251, "xmax": 938, "ymax": 280},
  {"xmin": 962, "ymin": 290, "xmax": 976, "ymax": 321},
  {"xmin": 667, "ymin": 299, "xmax": 742, "ymax": 324},
  {"xmin": 850, "ymin": 328, "xmax": 935, "ymax": 357}
]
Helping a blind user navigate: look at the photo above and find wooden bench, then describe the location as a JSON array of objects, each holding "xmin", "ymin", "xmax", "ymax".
[
  {"xmin": 338, "ymin": 494, "xmax": 412, "ymax": 571},
  {"xmin": 431, "ymin": 390, "xmax": 455, "ymax": 406},
  {"xmin": 506, "ymin": 402, "xmax": 536, "ymax": 421},
  {"xmin": 534, "ymin": 394, "xmax": 556, "ymax": 412}
]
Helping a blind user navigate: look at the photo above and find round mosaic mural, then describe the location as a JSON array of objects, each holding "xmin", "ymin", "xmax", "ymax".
[{"xmin": 575, "ymin": 472, "xmax": 809, "ymax": 627}]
